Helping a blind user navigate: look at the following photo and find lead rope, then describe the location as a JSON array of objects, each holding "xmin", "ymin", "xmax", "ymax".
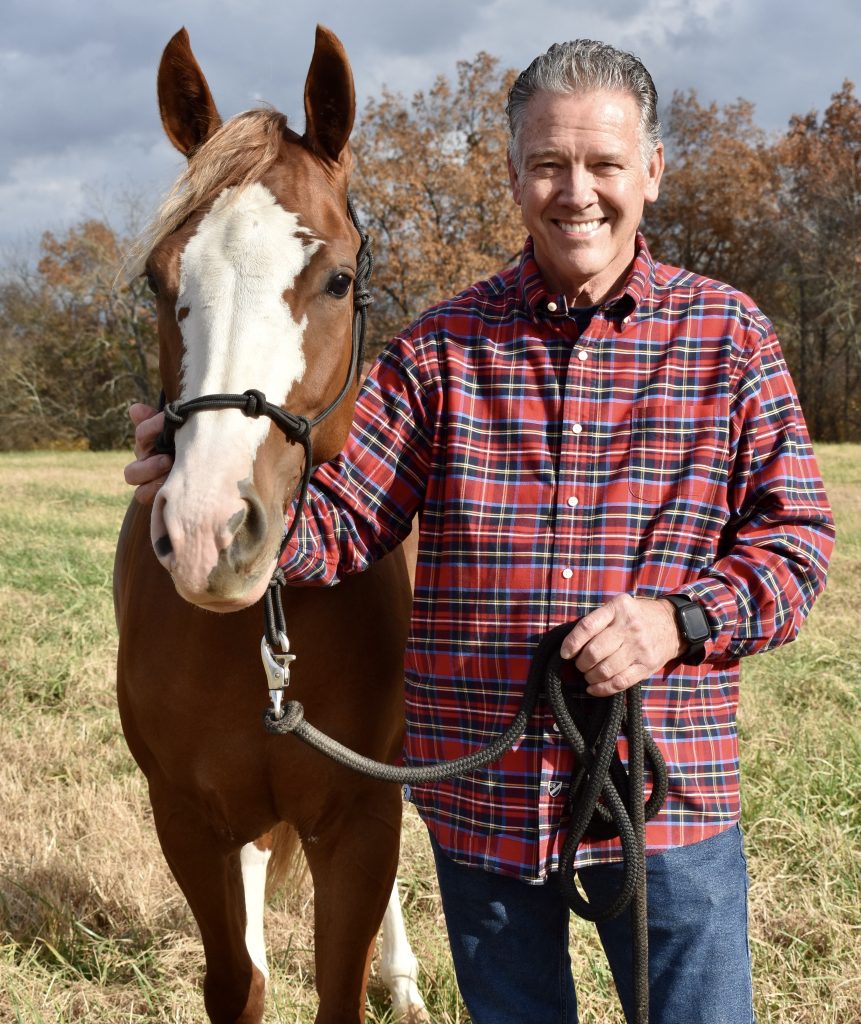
[{"xmin": 263, "ymin": 621, "xmax": 667, "ymax": 1024}]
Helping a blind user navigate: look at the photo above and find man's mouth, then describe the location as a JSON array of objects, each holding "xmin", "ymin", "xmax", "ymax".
[{"xmin": 554, "ymin": 218, "xmax": 606, "ymax": 235}]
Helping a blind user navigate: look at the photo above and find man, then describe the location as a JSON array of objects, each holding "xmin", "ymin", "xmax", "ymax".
[{"xmin": 127, "ymin": 40, "xmax": 834, "ymax": 1024}]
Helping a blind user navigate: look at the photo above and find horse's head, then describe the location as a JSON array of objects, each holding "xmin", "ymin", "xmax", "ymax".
[{"xmin": 136, "ymin": 27, "xmax": 362, "ymax": 612}]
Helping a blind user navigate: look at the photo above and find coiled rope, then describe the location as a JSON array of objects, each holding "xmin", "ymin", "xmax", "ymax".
[{"xmin": 264, "ymin": 620, "xmax": 667, "ymax": 1023}]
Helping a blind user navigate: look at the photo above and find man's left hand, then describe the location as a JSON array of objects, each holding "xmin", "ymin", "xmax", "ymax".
[{"xmin": 560, "ymin": 595, "xmax": 684, "ymax": 697}]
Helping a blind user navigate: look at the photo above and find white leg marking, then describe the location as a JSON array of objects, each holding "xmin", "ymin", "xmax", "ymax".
[
  {"xmin": 380, "ymin": 878, "xmax": 429, "ymax": 1022},
  {"xmin": 240, "ymin": 842, "xmax": 271, "ymax": 980}
]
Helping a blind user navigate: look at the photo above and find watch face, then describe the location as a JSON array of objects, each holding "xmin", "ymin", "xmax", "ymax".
[{"xmin": 679, "ymin": 604, "xmax": 710, "ymax": 644}]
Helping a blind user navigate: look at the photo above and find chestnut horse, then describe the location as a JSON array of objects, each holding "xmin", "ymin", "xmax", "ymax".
[{"xmin": 115, "ymin": 27, "xmax": 426, "ymax": 1024}]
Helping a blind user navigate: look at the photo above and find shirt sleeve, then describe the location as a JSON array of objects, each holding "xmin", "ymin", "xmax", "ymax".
[
  {"xmin": 277, "ymin": 329, "xmax": 434, "ymax": 585},
  {"xmin": 677, "ymin": 318, "xmax": 835, "ymax": 661}
]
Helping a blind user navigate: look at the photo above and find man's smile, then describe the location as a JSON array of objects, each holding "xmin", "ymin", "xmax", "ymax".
[{"xmin": 553, "ymin": 217, "xmax": 608, "ymax": 236}]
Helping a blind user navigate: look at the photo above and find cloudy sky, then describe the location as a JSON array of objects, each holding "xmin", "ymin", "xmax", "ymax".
[{"xmin": 2, "ymin": 0, "xmax": 858, "ymax": 260}]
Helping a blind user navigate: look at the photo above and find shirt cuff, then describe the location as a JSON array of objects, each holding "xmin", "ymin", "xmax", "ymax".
[{"xmin": 672, "ymin": 578, "xmax": 740, "ymax": 663}]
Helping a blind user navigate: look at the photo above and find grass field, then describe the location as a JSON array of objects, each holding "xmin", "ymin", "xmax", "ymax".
[{"xmin": 0, "ymin": 445, "xmax": 858, "ymax": 1023}]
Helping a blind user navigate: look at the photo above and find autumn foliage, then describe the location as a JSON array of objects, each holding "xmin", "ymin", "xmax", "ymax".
[
  {"xmin": 0, "ymin": 68, "xmax": 857, "ymax": 448},
  {"xmin": 351, "ymin": 53, "xmax": 523, "ymax": 350},
  {"xmin": 0, "ymin": 220, "xmax": 158, "ymax": 449}
]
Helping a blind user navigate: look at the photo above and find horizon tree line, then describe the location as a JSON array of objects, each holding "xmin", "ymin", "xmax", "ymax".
[{"xmin": 0, "ymin": 61, "xmax": 857, "ymax": 449}]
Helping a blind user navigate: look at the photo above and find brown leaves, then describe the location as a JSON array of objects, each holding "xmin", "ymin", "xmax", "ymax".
[
  {"xmin": 0, "ymin": 221, "xmax": 160, "ymax": 450},
  {"xmin": 645, "ymin": 83, "xmax": 860, "ymax": 440},
  {"xmin": 644, "ymin": 90, "xmax": 783, "ymax": 298},
  {"xmin": 352, "ymin": 53, "xmax": 522, "ymax": 352}
]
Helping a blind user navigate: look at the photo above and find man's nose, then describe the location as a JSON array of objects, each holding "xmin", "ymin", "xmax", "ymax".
[{"xmin": 556, "ymin": 165, "xmax": 598, "ymax": 208}]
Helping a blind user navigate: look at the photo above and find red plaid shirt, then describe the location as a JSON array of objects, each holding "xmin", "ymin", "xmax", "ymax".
[{"xmin": 281, "ymin": 234, "xmax": 834, "ymax": 880}]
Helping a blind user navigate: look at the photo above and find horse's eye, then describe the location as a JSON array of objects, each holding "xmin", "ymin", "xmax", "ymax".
[
  {"xmin": 144, "ymin": 269, "xmax": 160, "ymax": 296},
  {"xmin": 326, "ymin": 272, "xmax": 353, "ymax": 299}
]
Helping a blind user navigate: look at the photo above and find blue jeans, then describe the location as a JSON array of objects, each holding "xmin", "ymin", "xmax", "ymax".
[{"xmin": 430, "ymin": 825, "xmax": 754, "ymax": 1024}]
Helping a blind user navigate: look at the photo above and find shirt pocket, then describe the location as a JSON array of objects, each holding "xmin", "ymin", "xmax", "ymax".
[{"xmin": 628, "ymin": 400, "xmax": 727, "ymax": 506}]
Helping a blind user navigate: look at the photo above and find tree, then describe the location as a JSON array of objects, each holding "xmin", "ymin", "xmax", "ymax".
[
  {"xmin": 0, "ymin": 220, "xmax": 159, "ymax": 450},
  {"xmin": 644, "ymin": 90, "xmax": 783, "ymax": 304},
  {"xmin": 352, "ymin": 52, "xmax": 523, "ymax": 353},
  {"xmin": 774, "ymin": 81, "xmax": 860, "ymax": 440},
  {"xmin": 646, "ymin": 84, "xmax": 860, "ymax": 441}
]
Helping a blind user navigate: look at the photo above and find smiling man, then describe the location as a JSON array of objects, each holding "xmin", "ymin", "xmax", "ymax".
[
  {"xmin": 508, "ymin": 87, "xmax": 663, "ymax": 308},
  {"xmin": 127, "ymin": 39, "xmax": 834, "ymax": 1024}
]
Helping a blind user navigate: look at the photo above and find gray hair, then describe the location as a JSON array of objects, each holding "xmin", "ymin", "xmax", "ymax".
[{"xmin": 506, "ymin": 40, "xmax": 661, "ymax": 170}]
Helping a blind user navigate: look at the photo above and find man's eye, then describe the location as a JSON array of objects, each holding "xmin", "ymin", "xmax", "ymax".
[{"xmin": 327, "ymin": 272, "xmax": 353, "ymax": 298}]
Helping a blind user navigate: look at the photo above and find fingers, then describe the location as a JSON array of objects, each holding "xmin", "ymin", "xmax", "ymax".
[
  {"xmin": 124, "ymin": 452, "xmax": 172, "ymax": 487},
  {"xmin": 125, "ymin": 403, "xmax": 172, "ymax": 505},
  {"xmin": 130, "ymin": 406, "xmax": 165, "ymax": 460},
  {"xmin": 124, "ymin": 452, "xmax": 172, "ymax": 505},
  {"xmin": 559, "ymin": 595, "xmax": 680, "ymax": 697},
  {"xmin": 129, "ymin": 402, "xmax": 157, "ymax": 426},
  {"xmin": 560, "ymin": 601, "xmax": 614, "ymax": 660}
]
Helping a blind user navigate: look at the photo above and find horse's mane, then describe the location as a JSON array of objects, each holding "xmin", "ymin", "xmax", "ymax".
[{"xmin": 124, "ymin": 108, "xmax": 293, "ymax": 280}]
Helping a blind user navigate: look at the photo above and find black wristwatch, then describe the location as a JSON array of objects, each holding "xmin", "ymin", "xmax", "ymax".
[{"xmin": 664, "ymin": 595, "xmax": 710, "ymax": 666}]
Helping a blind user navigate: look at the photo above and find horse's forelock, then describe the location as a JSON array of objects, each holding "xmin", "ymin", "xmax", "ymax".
[{"xmin": 123, "ymin": 109, "xmax": 292, "ymax": 281}]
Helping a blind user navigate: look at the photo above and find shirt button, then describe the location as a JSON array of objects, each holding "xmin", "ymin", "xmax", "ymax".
[
  {"xmin": 567, "ymin": 496, "xmax": 579, "ymax": 507},
  {"xmin": 547, "ymin": 301, "xmax": 558, "ymax": 312},
  {"xmin": 571, "ymin": 422, "xmax": 583, "ymax": 434},
  {"xmin": 561, "ymin": 568, "xmax": 574, "ymax": 579},
  {"xmin": 577, "ymin": 350, "xmax": 588, "ymax": 361}
]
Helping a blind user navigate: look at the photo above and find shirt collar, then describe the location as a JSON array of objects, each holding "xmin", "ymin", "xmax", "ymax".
[{"xmin": 516, "ymin": 233, "xmax": 656, "ymax": 322}]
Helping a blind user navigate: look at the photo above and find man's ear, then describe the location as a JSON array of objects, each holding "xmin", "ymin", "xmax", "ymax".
[
  {"xmin": 508, "ymin": 153, "xmax": 522, "ymax": 205},
  {"xmin": 643, "ymin": 142, "xmax": 665, "ymax": 204}
]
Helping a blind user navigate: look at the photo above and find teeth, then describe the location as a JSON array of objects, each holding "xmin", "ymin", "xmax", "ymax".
[{"xmin": 557, "ymin": 219, "xmax": 603, "ymax": 234}]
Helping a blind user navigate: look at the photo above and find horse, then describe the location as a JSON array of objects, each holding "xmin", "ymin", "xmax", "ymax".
[{"xmin": 114, "ymin": 26, "xmax": 427, "ymax": 1024}]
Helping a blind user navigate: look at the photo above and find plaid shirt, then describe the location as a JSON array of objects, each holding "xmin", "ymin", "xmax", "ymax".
[{"xmin": 281, "ymin": 234, "xmax": 834, "ymax": 881}]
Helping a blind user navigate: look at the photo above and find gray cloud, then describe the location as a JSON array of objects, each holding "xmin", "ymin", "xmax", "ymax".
[{"xmin": 1, "ymin": 0, "xmax": 857, "ymax": 257}]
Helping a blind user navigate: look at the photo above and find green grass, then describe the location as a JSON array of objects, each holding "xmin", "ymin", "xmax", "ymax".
[{"xmin": 0, "ymin": 445, "xmax": 858, "ymax": 1022}]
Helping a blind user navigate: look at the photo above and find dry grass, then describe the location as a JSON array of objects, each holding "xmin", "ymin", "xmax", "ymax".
[{"xmin": 0, "ymin": 446, "xmax": 857, "ymax": 1023}]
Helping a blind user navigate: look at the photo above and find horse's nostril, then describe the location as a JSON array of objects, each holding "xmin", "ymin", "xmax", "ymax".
[
  {"xmin": 242, "ymin": 495, "xmax": 266, "ymax": 546},
  {"xmin": 154, "ymin": 534, "xmax": 174, "ymax": 558}
]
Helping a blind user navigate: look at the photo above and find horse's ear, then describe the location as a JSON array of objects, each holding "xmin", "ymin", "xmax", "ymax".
[
  {"xmin": 303, "ymin": 25, "xmax": 355, "ymax": 164},
  {"xmin": 157, "ymin": 28, "xmax": 222, "ymax": 157}
]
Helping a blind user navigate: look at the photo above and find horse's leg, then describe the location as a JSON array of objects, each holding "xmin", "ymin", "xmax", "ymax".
[
  {"xmin": 302, "ymin": 788, "xmax": 402, "ymax": 1024},
  {"xmin": 149, "ymin": 780, "xmax": 266, "ymax": 1024},
  {"xmin": 380, "ymin": 879, "xmax": 430, "ymax": 1023}
]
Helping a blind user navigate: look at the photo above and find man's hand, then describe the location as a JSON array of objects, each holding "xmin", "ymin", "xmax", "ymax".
[
  {"xmin": 560, "ymin": 594, "xmax": 684, "ymax": 697},
  {"xmin": 124, "ymin": 403, "xmax": 173, "ymax": 505}
]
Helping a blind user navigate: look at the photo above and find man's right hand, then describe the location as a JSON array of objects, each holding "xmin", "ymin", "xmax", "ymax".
[{"xmin": 124, "ymin": 403, "xmax": 173, "ymax": 505}]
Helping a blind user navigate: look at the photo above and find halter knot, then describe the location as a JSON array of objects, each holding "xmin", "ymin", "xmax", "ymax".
[
  {"xmin": 242, "ymin": 389, "xmax": 268, "ymax": 418},
  {"xmin": 353, "ymin": 286, "xmax": 373, "ymax": 309},
  {"xmin": 163, "ymin": 401, "xmax": 186, "ymax": 426},
  {"xmin": 269, "ymin": 567, "xmax": 287, "ymax": 588}
]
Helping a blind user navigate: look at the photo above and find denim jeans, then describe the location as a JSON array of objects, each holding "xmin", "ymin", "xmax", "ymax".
[{"xmin": 430, "ymin": 824, "xmax": 755, "ymax": 1024}]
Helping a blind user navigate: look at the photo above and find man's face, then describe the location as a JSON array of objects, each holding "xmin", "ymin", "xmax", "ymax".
[{"xmin": 508, "ymin": 89, "xmax": 664, "ymax": 307}]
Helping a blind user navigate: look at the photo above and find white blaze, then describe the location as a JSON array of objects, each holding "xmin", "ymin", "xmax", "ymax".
[
  {"xmin": 177, "ymin": 181, "xmax": 318, "ymax": 460},
  {"xmin": 154, "ymin": 182, "xmax": 320, "ymax": 596}
]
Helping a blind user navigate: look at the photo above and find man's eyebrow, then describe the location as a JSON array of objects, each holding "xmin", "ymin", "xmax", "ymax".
[
  {"xmin": 524, "ymin": 145, "xmax": 628, "ymax": 164},
  {"xmin": 524, "ymin": 147, "xmax": 564, "ymax": 163}
]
